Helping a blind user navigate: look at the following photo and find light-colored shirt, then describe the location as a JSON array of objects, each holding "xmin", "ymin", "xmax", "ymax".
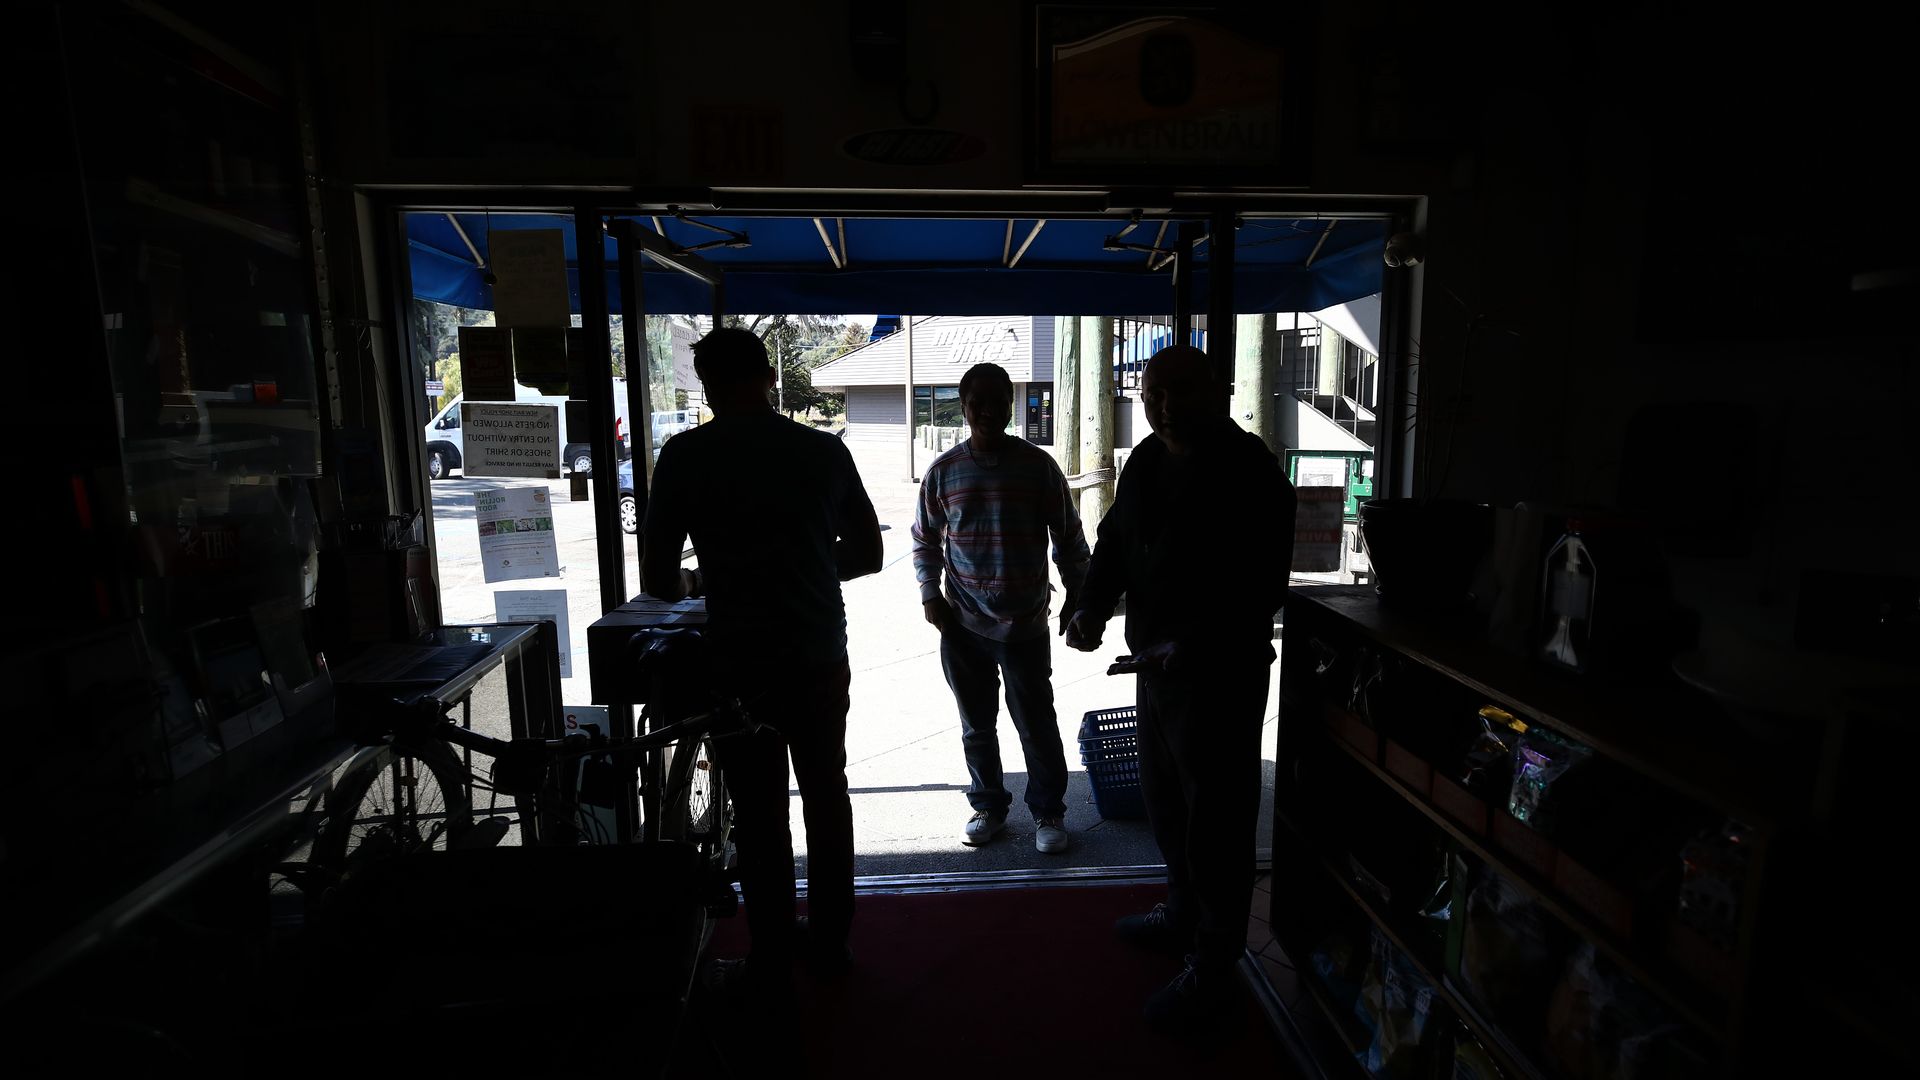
[{"xmin": 911, "ymin": 437, "xmax": 1089, "ymax": 642}]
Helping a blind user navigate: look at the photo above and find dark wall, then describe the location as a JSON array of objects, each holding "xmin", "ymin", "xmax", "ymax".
[{"xmin": 310, "ymin": 0, "xmax": 1918, "ymax": 641}]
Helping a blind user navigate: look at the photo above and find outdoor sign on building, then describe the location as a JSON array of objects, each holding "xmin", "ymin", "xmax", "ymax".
[{"xmin": 460, "ymin": 402, "xmax": 561, "ymax": 478}]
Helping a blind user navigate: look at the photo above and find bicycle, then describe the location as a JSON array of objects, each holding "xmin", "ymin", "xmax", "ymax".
[{"xmin": 305, "ymin": 627, "xmax": 745, "ymax": 909}]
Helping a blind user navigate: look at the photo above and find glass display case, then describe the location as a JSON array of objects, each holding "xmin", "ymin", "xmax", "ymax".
[{"xmin": 62, "ymin": 2, "xmax": 327, "ymax": 774}]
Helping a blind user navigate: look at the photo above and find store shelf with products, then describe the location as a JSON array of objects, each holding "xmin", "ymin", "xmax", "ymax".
[
  {"xmin": 1269, "ymin": 816, "xmax": 1534, "ymax": 1080},
  {"xmin": 1294, "ymin": 589, "xmax": 1793, "ymax": 825},
  {"xmin": 1270, "ymin": 586, "xmax": 1780, "ymax": 1080},
  {"xmin": 1309, "ymin": 705, "xmax": 1736, "ymax": 1038},
  {"xmin": 1282, "ymin": 820, "xmax": 1546, "ymax": 1080}
]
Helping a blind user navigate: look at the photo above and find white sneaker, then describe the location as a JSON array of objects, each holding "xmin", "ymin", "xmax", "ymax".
[
  {"xmin": 963, "ymin": 810, "xmax": 1007, "ymax": 846},
  {"xmin": 1036, "ymin": 816, "xmax": 1070, "ymax": 854}
]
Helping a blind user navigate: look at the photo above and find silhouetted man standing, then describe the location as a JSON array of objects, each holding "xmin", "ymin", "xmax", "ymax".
[
  {"xmin": 642, "ymin": 327, "xmax": 883, "ymax": 998},
  {"xmin": 912, "ymin": 362, "xmax": 1089, "ymax": 853},
  {"xmin": 1066, "ymin": 345, "xmax": 1295, "ymax": 1032}
]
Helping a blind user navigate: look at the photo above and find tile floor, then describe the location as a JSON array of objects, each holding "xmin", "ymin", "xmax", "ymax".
[{"xmin": 1248, "ymin": 871, "xmax": 1355, "ymax": 1074}]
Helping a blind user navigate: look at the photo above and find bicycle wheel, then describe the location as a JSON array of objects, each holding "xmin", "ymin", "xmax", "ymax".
[
  {"xmin": 661, "ymin": 736, "xmax": 731, "ymax": 867},
  {"xmin": 312, "ymin": 742, "xmax": 473, "ymax": 876}
]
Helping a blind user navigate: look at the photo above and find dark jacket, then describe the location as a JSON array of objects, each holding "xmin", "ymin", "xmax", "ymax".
[{"xmin": 1079, "ymin": 423, "xmax": 1295, "ymax": 669}]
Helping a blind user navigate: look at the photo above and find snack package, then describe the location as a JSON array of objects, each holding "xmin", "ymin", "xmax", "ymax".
[
  {"xmin": 1353, "ymin": 928, "xmax": 1436, "ymax": 1079},
  {"xmin": 1461, "ymin": 705, "xmax": 1529, "ymax": 801},
  {"xmin": 1677, "ymin": 819, "xmax": 1753, "ymax": 951},
  {"xmin": 1545, "ymin": 943, "xmax": 1711, "ymax": 1080},
  {"xmin": 1507, "ymin": 726, "xmax": 1593, "ymax": 834},
  {"xmin": 1458, "ymin": 865, "xmax": 1566, "ymax": 1044}
]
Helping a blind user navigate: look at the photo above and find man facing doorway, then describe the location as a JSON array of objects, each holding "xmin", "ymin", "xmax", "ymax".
[{"xmin": 912, "ymin": 362, "xmax": 1090, "ymax": 853}]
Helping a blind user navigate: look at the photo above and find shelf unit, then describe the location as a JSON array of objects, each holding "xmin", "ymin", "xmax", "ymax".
[{"xmin": 1270, "ymin": 586, "xmax": 1776, "ymax": 1079}]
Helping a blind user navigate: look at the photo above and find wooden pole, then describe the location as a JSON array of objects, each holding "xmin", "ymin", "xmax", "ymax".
[
  {"xmin": 1235, "ymin": 312, "xmax": 1283, "ymax": 454},
  {"xmin": 1078, "ymin": 315, "xmax": 1115, "ymax": 538},
  {"xmin": 1052, "ymin": 315, "xmax": 1079, "ymax": 476},
  {"xmin": 903, "ymin": 315, "xmax": 915, "ymax": 480}
]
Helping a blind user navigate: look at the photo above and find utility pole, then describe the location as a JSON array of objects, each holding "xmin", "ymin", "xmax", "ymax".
[
  {"xmin": 1052, "ymin": 315, "xmax": 1079, "ymax": 477},
  {"xmin": 1235, "ymin": 312, "xmax": 1283, "ymax": 454},
  {"xmin": 903, "ymin": 315, "xmax": 915, "ymax": 481},
  {"xmin": 1078, "ymin": 316, "xmax": 1115, "ymax": 537}
]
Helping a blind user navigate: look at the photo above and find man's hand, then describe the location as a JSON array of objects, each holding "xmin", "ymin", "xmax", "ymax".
[
  {"xmin": 1133, "ymin": 639, "xmax": 1182, "ymax": 674},
  {"xmin": 923, "ymin": 597, "xmax": 952, "ymax": 631},
  {"xmin": 1063, "ymin": 611, "xmax": 1104, "ymax": 652}
]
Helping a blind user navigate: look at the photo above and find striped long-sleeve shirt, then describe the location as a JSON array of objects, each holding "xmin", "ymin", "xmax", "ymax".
[{"xmin": 911, "ymin": 437, "xmax": 1090, "ymax": 642}]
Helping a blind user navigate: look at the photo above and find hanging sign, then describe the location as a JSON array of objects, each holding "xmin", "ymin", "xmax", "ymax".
[
  {"xmin": 490, "ymin": 228, "xmax": 570, "ymax": 329},
  {"xmin": 461, "ymin": 402, "xmax": 561, "ymax": 478},
  {"xmin": 458, "ymin": 326, "xmax": 516, "ymax": 403}
]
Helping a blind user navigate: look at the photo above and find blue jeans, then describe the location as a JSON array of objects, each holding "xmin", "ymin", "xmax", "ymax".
[{"xmin": 940, "ymin": 625, "xmax": 1069, "ymax": 819}]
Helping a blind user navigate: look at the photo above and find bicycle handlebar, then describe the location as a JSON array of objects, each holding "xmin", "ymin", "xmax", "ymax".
[{"xmin": 394, "ymin": 693, "xmax": 753, "ymax": 763}]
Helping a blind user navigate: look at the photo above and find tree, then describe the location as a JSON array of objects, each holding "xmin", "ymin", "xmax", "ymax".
[{"xmin": 434, "ymin": 355, "xmax": 463, "ymax": 413}]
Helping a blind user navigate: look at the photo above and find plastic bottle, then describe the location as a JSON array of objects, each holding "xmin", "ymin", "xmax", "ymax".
[{"xmin": 1539, "ymin": 520, "xmax": 1596, "ymax": 672}]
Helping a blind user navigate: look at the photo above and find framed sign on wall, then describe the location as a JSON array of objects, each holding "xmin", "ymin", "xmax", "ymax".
[{"xmin": 1026, "ymin": 3, "xmax": 1310, "ymax": 186}]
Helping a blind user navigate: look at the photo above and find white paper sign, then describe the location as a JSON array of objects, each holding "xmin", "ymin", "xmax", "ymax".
[
  {"xmin": 476, "ymin": 487, "xmax": 560, "ymax": 583},
  {"xmin": 461, "ymin": 402, "xmax": 561, "ymax": 478},
  {"xmin": 1296, "ymin": 456, "xmax": 1349, "ymax": 490},
  {"xmin": 494, "ymin": 589, "xmax": 572, "ymax": 678},
  {"xmin": 489, "ymin": 228, "xmax": 570, "ymax": 329}
]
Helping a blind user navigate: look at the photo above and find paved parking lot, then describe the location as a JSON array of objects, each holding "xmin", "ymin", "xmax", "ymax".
[{"xmin": 426, "ymin": 438, "xmax": 1277, "ymax": 876}]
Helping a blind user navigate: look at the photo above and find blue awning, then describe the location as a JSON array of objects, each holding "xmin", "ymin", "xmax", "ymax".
[{"xmin": 406, "ymin": 212, "xmax": 1386, "ymax": 317}]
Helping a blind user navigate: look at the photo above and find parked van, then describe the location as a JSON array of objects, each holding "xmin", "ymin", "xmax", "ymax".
[
  {"xmin": 650, "ymin": 409, "xmax": 693, "ymax": 445},
  {"xmin": 423, "ymin": 379, "xmax": 631, "ymax": 481}
]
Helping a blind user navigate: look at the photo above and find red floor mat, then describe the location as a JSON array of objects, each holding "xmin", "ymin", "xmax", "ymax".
[{"xmin": 679, "ymin": 883, "xmax": 1287, "ymax": 1079}]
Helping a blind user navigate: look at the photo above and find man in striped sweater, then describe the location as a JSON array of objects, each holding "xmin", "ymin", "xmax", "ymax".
[{"xmin": 912, "ymin": 362, "xmax": 1091, "ymax": 853}]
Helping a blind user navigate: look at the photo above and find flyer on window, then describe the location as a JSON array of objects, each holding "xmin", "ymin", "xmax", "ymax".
[{"xmin": 475, "ymin": 486, "xmax": 560, "ymax": 583}]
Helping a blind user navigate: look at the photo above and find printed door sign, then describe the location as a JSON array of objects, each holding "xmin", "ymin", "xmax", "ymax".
[
  {"xmin": 476, "ymin": 486, "xmax": 560, "ymax": 583},
  {"xmin": 494, "ymin": 588, "xmax": 572, "ymax": 678},
  {"xmin": 461, "ymin": 402, "xmax": 561, "ymax": 478}
]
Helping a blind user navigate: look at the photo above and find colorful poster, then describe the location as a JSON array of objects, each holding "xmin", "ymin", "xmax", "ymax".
[
  {"xmin": 494, "ymin": 588, "xmax": 572, "ymax": 678},
  {"xmin": 475, "ymin": 486, "xmax": 560, "ymax": 583},
  {"xmin": 460, "ymin": 402, "xmax": 561, "ymax": 478}
]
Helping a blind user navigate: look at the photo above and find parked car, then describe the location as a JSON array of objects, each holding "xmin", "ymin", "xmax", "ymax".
[{"xmin": 618, "ymin": 457, "xmax": 638, "ymax": 534}]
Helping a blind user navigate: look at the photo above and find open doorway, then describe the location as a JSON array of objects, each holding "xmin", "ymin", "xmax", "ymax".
[{"xmin": 396, "ymin": 205, "xmax": 1396, "ymax": 875}]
